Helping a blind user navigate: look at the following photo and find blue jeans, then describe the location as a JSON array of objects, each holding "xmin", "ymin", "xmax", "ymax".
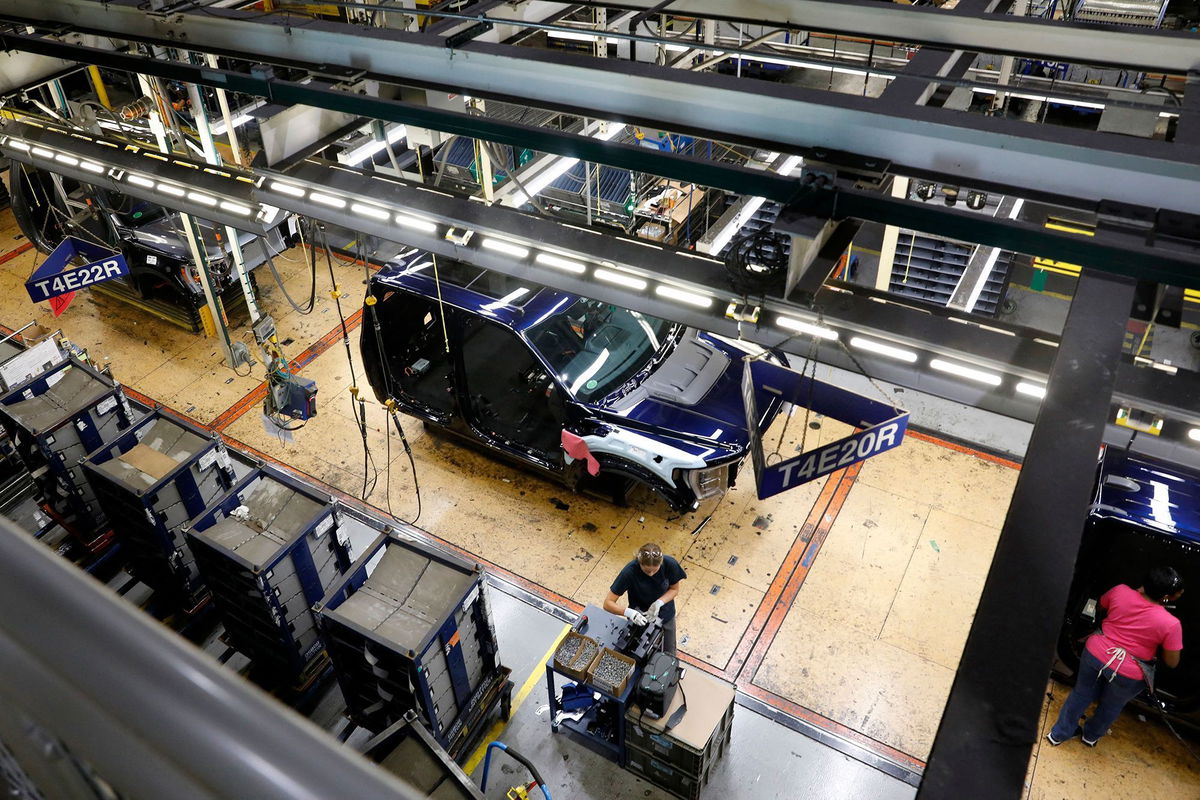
[{"xmin": 1051, "ymin": 649, "xmax": 1146, "ymax": 742}]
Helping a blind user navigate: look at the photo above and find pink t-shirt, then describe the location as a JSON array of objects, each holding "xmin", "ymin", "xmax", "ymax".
[{"xmin": 1086, "ymin": 584, "xmax": 1184, "ymax": 680}]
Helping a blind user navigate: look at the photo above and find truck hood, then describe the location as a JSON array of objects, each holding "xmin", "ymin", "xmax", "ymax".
[{"xmin": 596, "ymin": 330, "xmax": 781, "ymax": 451}]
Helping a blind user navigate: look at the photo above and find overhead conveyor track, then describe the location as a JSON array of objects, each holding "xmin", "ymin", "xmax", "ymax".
[{"xmin": 3, "ymin": 0, "xmax": 1200, "ymax": 218}]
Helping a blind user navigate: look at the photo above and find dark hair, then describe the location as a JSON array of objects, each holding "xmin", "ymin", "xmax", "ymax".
[
  {"xmin": 637, "ymin": 543, "xmax": 663, "ymax": 567},
  {"xmin": 1145, "ymin": 566, "xmax": 1184, "ymax": 599}
]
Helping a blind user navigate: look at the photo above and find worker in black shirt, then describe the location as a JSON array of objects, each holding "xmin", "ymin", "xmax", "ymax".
[{"xmin": 603, "ymin": 543, "xmax": 687, "ymax": 655}]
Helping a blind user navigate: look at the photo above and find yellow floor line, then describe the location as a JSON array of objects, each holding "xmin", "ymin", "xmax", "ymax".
[{"xmin": 462, "ymin": 622, "xmax": 572, "ymax": 776}]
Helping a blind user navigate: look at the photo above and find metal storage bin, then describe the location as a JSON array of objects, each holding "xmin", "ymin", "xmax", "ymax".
[
  {"xmin": 185, "ymin": 465, "xmax": 351, "ymax": 683},
  {"xmin": 82, "ymin": 410, "xmax": 238, "ymax": 608},
  {"xmin": 0, "ymin": 358, "xmax": 141, "ymax": 544},
  {"xmin": 315, "ymin": 533, "xmax": 509, "ymax": 757},
  {"xmin": 363, "ymin": 710, "xmax": 484, "ymax": 800}
]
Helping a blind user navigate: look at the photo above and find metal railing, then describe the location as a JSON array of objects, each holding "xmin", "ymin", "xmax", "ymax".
[{"xmin": 0, "ymin": 516, "xmax": 421, "ymax": 800}]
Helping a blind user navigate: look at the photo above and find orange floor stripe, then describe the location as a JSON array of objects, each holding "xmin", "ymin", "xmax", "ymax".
[{"xmin": 907, "ymin": 428, "xmax": 1022, "ymax": 470}]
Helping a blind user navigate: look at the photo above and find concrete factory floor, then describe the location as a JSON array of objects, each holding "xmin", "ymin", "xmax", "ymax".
[{"xmin": 1, "ymin": 216, "xmax": 1197, "ymax": 797}]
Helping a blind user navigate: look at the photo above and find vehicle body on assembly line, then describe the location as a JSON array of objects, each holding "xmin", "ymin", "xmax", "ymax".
[{"xmin": 361, "ymin": 248, "xmax": 789, "ymax": 511}]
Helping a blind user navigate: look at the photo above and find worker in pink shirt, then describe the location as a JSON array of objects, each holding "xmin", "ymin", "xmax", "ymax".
[{"xmin": 1048, "ymin": 566, "xmax": 1184, "ymax": 747}]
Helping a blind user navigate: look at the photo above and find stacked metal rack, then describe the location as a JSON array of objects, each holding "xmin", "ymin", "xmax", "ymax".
[
  {"xmin": 184, "ymin": 465, "xmax": 352, "ymax": 686},
  {"xmin": 315, "ymin": 533, "xmax": 512, "ymax": 760},
  {"xmin": 82, "ymin": 409, "xmax": 241, "ymax": 609},
  {"xmin": 0, "ymin": 357, "xmax": 143, "ymax": 551},
  {"xmin": 362, "ymin": 710, "xmax": 485, "ymax": 800}
]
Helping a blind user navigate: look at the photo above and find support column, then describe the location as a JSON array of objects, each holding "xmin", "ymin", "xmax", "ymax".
[{"xmin": 918, "ymin": 270, "xmax": 1136, "ymax": 799}]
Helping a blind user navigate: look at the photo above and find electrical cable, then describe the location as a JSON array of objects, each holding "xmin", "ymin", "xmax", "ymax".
[
  {"xmin": 320, "ymin": 225, "xmax": 378, "ymax": 500},
  {"xmin": 261, "ymin": 235, "xmax": 317, "ymax": 314}
]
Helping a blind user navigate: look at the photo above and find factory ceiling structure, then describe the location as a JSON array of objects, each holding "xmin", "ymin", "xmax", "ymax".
[{"xmin": 1, "ymin": 1, "xmax": 1199, "ymax": 797}]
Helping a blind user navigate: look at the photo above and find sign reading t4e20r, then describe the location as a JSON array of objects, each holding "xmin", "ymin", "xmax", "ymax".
[
  {"xmin": 742, "ymin": 358, "xmax": 909, "ymax": 498},
  {"xmin": 25, "ymin": 237, "xmax": 128, "ymax": 316}
]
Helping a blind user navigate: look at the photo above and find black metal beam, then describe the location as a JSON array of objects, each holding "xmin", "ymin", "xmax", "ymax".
[{"xmin": 918, "ymin": 270, "xmax": 1136, "ymax": 799}]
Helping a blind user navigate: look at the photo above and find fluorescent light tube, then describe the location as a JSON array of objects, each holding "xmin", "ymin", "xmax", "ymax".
[
  {"xmin": 351, "ymin": 202, "xmax": 391, "ymax": 221},
  {"xmin": 510, "ymin": 123, "xmax": 626, "ymax": 204},
  {"xmin": 1188, "ymin": 428, "xmax": 1200, "ymax": 443},
  {"xmin": 31, "ymin": 146, "xmax": 54, "ymax": 158},
  {"xmin": 594, "ymin": 267, "xmax": 648, "ymax": 291},
  {"xmin": 547, "ymin": 30, "xmax": 619, "ymax": 44},
  {"xmin": 79, "ymin": 160, "xmax": 105, "ymax": 174},
  {"xmin": 776, "ymin": 316, "xmax": 838, "ymax": 341},
  {"xmin": 849, "ymin": 336, "xmax": 918, "ymax": 363},
  {"xmin": 1015, "ymin": 381, "xmax": 1046, "ymax": 399},
  {"xmin": 342, "ymin": 124, "xmax": 408, "ymax": 167},
  {"xmin": 310, "ymin": 191, "xmax": 346, "ymax": 209},
  {"xmin": 158, "ymin": 183, "xmax": 186, "ymax": 197},
  {"xmin": 536, "ymin": 252, "xmax": 586, "ymax": 274},
  {"xmin": 930, "ymin": 358, "xmax": 1002, "ymax": 386},
  {"xmin": 219, "ymin": 200, "xmax": 253, "ymax": 215},
  {"xmin": 6, "ymin": 140, "xmax": 30, "ymax": 151},
  {"xmin": 188, "ymin": 192, "xmax": 218, "ymax": 207},
  {"xmin": 481, "ymin": 238, "xmax": 530, "ymax": 259},
  {"xmin": 54, "ymin": 153, "xmax": 79, "ymax": 166},
  {"xmin": 655, "ymin": 284, "xmax": 713, "ymax": 308},
  {"xmin": 127, "ymin": 174, "xmax": 155, "ymax": 188},
  {"xmin": 209, "ymin": 113, "xmax": 254, "ymax": 136},
  {"xmin": 395, "ymin": 213, "xmax": 438, "ymax": 232},
  {"xmin": 271, "ymin": 181, "xmax": 307, "ymax": 198}
]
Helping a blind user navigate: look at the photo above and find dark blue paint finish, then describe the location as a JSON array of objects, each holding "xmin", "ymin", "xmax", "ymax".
[
  {"xmin": 26, "ymin": 237, "xmax": 128, "ymax": 302},
  {"xmin": 742, "ymin": 359, "xmax": 909, "ymax": 498},
  {"xmin": 1093, "ymin": 450, "xmax": 1200, "ymax": 546},
  {"xmin": 370, "ymin": 251, "xmax": 786, "ymax": 486}
]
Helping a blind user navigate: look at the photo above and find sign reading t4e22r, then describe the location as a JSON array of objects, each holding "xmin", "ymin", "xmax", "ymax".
[
  {"xmin": 25, "ymin": 237, "xmax": 128, "ymax": 316},
  {"xmin": 742, "ymin": 358, "xmax": 909, "ymax": 498}
]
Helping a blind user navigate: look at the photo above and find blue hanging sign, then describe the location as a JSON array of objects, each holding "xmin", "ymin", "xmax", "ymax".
[
  {"xmin": 25, "ymin": 237, "xmax": 129, "ymax": 303},
  {"xmin": 742, "ymin": 358, "xmax": 910, "ymax": 498}
]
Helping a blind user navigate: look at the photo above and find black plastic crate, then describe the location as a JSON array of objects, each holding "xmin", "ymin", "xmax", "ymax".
[
  {"xmin": 625, "ymin": 669, "xmax": 735, "ymax": 780},
  {"xmin": 315, "ymin": 532, "xmax": 502, "ymax": 748},
  {"xmin": 83, "ymin": 410, "xmax": 237, "ymax": 605},
  {"xmin": 0, "ymin": 358, "xmax": 142, "ymax": 536},
  {"xmin": 625, "ymin": 736, "xmax": 726, "ymax": 800},
  {"xmin": 185, "ymin": 465, "xmax": 351, "ymax": 681}
]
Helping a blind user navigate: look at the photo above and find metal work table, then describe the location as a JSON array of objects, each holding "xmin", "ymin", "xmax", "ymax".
[{"xmin": 544, "ymin": 603, "xmax": 636, "ymax": 765}]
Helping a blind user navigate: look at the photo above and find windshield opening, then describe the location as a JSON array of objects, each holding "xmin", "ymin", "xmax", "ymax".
[{"xmin": 527, "ymin": 298, "xmax": 675, "ymax": 402}]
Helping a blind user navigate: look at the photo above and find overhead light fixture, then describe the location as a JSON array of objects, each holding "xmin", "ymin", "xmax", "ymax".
[
  {"xmin": 271, "ymin": 181, "xmax": 307, "ymax": 198},
  {"xmin": 395, "ymin": 213, "xmax": 438, "ymax": 233},
  {"xmin": 54, "ymin": 153, "xmax": 79, "ymax": 166},
  {"xmin": 310, "ymin": 191, "xmax": 346, "ymax": 209},
  {"xmin": 188, "ymin": 192, "xmax": 218, "ymax": 207},
  {"xmin": 219, "ymin": 200, "xmax": 253, "ymax": 215},
  {"xmin": 776, "ymin": 315, "xmax": 838, "ymax": 341},
  {"xmin": 351, "ymin": 202, "xmax": 391, "ymax": 221},
  {"xmin": 209, "ymin": 113, "xmax": 254, "ymax": 137},
  {"xmin": 849, "ymin": 336, "xmax": 918, "ymax": 363},
  {"xmin": 31, "ymin": 146, "xmax": 54, "ymax": 159},
  {"xmin": 342, "ymin": 124, "xmax": 408, "ymax": 167},
  {"xmin": 509, "ymin": 122, "xmax": 627, "ymax": 205},
  {"xmin": 6, "ymin": 140, "xmax": 31, "ymax": 152},
  {"xmin": 1188, "ymin": 428, "xmax": 1200, "ymax": 443},
  {"xmin": 127, "ymin": 174, "xmax": 155, "ymax": 188},
  {"xmin": 930, "ymin": 358, "xmax": 1002, "ymax": 386},
  {"xmin": 655, "ymin": 284, "xmax": 713, "ymax": 308},
  {"xmin": 158, "ymin": 183, "xmax": 186, "ymax": 197},
  {"xmin": 594, "ymin": 266, "xmax": 647, "ymax": 291},
  {"xmin": 480, "ymin": 238, "xmax": 530, "ymax": 258},
  {"xmin": 536, "ymin": 252, "xmax": 586, "ymax": 274},
  {"xmin": 79, "ymin": 160, "xmax": 105, "ymax": 174},
  {"xmin": 546, "ymin": 30, "xmax": 620, "ymax": 44},
  {"xmin": 1015, "ymin": 381, "xmax": 1046, "ymax": 399}
]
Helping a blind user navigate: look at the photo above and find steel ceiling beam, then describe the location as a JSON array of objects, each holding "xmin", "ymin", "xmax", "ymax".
[
  {"xmin": 4, "ymin": 0, "xmax": 1200, "ymax": 219},
  {"xmin": 919, "ymin": 270, "xmax": 1136, "ymax": 799},
  {"xmin": 4, "ymin": 29, "xmax": 1200, "ymax": 292},
  {"xmin": 571, "ymin": 0, "xmax": 1200, "ymax": 73}
]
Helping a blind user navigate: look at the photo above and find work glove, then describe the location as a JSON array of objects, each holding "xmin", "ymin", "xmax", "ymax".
[
  {"xmin": 647, "ymin": 599, "xmax": 664, "ymax": 620},
  {"xmin": 623, "ymin": 608, "xmax": 649, "ymax": 626}
]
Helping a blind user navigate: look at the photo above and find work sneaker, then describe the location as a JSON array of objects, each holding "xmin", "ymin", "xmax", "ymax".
[
  {"xmin": 1082, "ymin": 735, "xmax": 1099, "ymax": 747},
  {"xmin": 1046, "ymin": 726, "xmax": 1082, "ymax": 746}
]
